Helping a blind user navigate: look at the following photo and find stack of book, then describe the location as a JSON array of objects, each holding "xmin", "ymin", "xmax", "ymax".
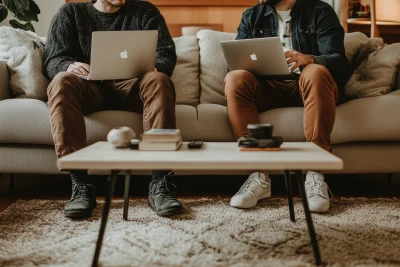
[{"xmin": 139, "ymin": 129, "xmax": 182, "ymax": 151}]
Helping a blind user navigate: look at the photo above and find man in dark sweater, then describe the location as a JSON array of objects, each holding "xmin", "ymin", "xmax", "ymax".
[{"xmin": 44, "ymin": 0, "xmax": 182, "ymax": 218}]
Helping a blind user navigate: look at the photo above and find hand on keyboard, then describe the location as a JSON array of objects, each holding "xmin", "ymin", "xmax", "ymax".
[{"xmin": 67, "ymin": 62, "xmax": 91, "ymax": 77}]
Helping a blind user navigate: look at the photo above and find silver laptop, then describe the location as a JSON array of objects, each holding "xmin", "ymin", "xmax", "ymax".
[
  {"xmin": 86, "ymin": 31, "xmax": 158, "ymax": 80},
  {"xmin": 220, "ymin": 37, "xmax": 298, "ymax": 79}
]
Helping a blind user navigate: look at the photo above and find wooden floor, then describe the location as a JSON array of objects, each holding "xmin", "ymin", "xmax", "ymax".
[{"xmin": 1, "ymin": 173, "xmax": 399, "ymax": 212}]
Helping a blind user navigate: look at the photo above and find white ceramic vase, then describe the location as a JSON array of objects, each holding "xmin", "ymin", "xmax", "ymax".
[{"xmin": 107, "ymin": 127, "xmax": 136, "ymax": 148}]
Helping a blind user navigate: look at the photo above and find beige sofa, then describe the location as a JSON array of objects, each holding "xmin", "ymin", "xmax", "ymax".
[{"xmin": 1, "ymin": 30, "xmax": 400, "ymax": 175}]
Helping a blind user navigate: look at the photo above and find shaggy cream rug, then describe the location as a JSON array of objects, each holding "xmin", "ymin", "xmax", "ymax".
[{"xmin": 0, "ymin": 198, "xmax": 399, "ymax": 267}]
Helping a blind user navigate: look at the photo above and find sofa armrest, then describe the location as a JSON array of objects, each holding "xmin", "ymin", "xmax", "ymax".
[{"xmin": 0, "ymin": 59, "xmax": 10, "ymax": 100}]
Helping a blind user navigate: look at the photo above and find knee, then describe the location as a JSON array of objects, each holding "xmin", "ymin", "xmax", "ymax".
[
  {"xmin": 224, "ymin": 70, "xmax": 256, "ymax": 96},
  {"xmin": 300, "ymin": 64, "xmax": 331, "ymax": 84},
  {"xmin": 48, "ymin": 72, "xmax": 81, "ymax": 99},
  {"xmin": 141, "ymin": 71, "xmax": 175, "ymax": 98},
  {"xmin": 143, "ymin": 71, "xmax": 171, "ymax": 85}
]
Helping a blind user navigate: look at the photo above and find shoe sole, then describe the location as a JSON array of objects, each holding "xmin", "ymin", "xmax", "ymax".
[
  {"xmin": 64, "ymin": 210, "xmax": 92, "ymax": 218},
  {"xmin": 148, "ymin": 199, "xmax": 183, "ymax": 217},
  {"xmin": 259, "ymin": 192, "xmax": 272, "ymax": 200},
  {"xmin": 230, "ymin": 191, "xmax": 272, "ymax": 209},
  {"xmin": 309, "ymin": 203, "xmax": 330, "ymax": 213},
  {"xmin": 64, "ymin": 202, "xmax": 96, "ymax": 219}
]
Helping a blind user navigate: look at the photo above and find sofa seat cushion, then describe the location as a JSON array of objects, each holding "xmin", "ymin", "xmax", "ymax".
[
  {"xmin": 197, "ymin": 90, "xmax": 400, "ymax": 144},
  {"xmin": 0, "ymin": 99, "xmax": 145, "ymax": 145},
  {"xmin": 260, "ymin": 90, "xmax": 400, "ymax": 144},
  {"xmin": 1, "ymin": 90, "xmax": 400, "ymax": 145},
  {"xmin": 0, "ymin": 99, "xmax": 199, "ymax": 145}
]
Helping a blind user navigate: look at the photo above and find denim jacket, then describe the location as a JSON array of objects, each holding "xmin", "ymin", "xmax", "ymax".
[{"xmin": 236, "ymin": 0, "xmax": 349, "ymax": 88}]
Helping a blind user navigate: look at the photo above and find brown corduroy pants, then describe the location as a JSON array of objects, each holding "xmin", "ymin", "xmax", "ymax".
[
  {"xmin": 224, "ymin": 64, "xmax": 340, "ymax": 152},
  {"xmin": 48, "ymin": 71, "xmax": 176, "ymax": 158}
]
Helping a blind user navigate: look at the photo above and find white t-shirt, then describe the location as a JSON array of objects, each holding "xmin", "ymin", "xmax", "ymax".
[{"xmin": 276, "ymin": 9, "xmax": 300, "ymax": 74}]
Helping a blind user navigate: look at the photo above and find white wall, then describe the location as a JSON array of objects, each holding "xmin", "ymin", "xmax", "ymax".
[{"xmin": 0, "ymin": 0, "xmax": 64, "ymax": 36}]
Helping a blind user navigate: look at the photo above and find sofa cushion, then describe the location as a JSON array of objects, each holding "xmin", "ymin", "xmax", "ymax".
[
  {"xmin": 345, "ymin": 40, "xmax": 400, "ymax": 100},
  {"xmin": 0, "ymin": 99, "xmax": 198, "ymax": 145},
  {"xmin": 197, "ymin": 30, "xmax": 237, "ymax": 105},
  {"xmin": 0, "ymin": 27, "xmax": 49, "ymax": 101},
  {"xmin": 171, "ymin": 36, "xmax": 200, "ymax": 106},
  {"xmin": 259, "ymin": 90, "xmax": 400, "ymax": 144},
  {"xmin": 1, "ymin": 90, "xmax": 400, "ymax": 146},
  {"xmin": 0, "ymin": 99, "xmax": 143, "ymax": 145},
  {"xmin": 344, "ymin": 32, "xmax": 370, "ymax": 67}
]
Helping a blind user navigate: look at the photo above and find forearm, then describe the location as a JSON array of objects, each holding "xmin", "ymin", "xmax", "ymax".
[{"xmin": 44, "ymin": 57, "xmax": 74, "ymax": 80}]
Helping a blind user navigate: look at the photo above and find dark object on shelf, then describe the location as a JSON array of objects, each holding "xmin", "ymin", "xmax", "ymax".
[{"xmin": 349, "ymin": 1, "xmax": 370, "ymax": 18}]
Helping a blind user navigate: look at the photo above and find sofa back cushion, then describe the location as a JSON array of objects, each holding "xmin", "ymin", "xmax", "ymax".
[
  {"xmin": 196, "ymin": 31, "xmax": 371, "ymax": 105},
  {"xmin": 171, "ymin": 36, "xmax": 200, "ymax": 106},
  {"xmin": 197, "ymin": 30, "xmax": 237, "ymax": 105}
]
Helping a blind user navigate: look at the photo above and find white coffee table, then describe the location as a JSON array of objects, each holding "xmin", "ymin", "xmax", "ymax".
[{"xmin": 59, "ymin": 142, "xmax": 343, "ymax": 267}]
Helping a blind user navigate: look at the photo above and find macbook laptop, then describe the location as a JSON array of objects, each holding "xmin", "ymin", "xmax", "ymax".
[
  {"xmin": 81, "ymin": 31, "xmax": 158, "ymax": 80},
  {"xmin": 220, "ymin": 37, "xmax": 299, "ymax": 80}
]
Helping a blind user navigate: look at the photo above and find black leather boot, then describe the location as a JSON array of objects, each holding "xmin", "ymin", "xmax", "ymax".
[
  {"xmin": 148, "ymin": 172, "xmax": 183, "ymax": 216},
  {"xmin": 64, "ymin": 182, "xmax": 97, "ymax": 218}
]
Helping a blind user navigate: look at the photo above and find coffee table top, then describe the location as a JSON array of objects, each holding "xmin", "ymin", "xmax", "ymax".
[{"xmin": 58, "ymin": 142, "xmax": 343, "ymax": 171}]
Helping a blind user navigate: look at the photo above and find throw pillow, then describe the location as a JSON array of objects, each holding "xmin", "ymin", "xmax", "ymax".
[
  {"xmin": 197, "ymin": 30, "xmax": 237, "ymax": 106},
  {"xmin": 171, "ymin": 36, "xmax": 200, "ymax": 106},
  {"xmin": 344, "ymin": 32, "xmax": 370, "ymax": 63},
  {"xmin": 0, "ymin": 27, "xmax": 49, "ymax": 101},
  {"xmin": 344, "ymin": 40, "xmax": 400, "ymax": 100}
]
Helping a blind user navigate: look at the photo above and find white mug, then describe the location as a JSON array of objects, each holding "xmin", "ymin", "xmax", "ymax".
[{"xmin": 107, "ymin": 127, "xmax": 136, "ymax": 148}]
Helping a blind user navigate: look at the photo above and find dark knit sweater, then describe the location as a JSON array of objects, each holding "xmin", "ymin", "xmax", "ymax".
[{"xmin": 44, "ymin": 0, "xmax": 176, "ymax": 80}]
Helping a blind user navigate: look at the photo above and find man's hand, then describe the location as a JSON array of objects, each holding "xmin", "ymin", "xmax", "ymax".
[
  {"xmin": 67, "ymin": 62, "xmax": 91, "ymax": 76},
  {"xmin": 285, "ymin": 50, "xmax": 315, "ymax": 72}
]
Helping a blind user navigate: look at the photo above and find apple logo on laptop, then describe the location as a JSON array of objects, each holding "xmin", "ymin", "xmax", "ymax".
[
  {"xmin": 120, "ymin": 50, "xmax": 128, "ymax": 59},
  {"xmin": 250, "ymin": 53, "xmax": 257, "ymax": 61}
]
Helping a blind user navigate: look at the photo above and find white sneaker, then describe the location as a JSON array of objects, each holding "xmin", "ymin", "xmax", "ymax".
[
  {"xmin": 230, "ymin": 172, "xmax": 271, "ymax": 209},
  {"xmin": 305, "ymin": 171, "xmax": 331, "ymax": 213}
]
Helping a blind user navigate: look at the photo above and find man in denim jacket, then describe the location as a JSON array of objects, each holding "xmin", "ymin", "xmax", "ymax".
[{"xmin": 226, "ymin": 0, "xmax": 349, "ymax": 212}]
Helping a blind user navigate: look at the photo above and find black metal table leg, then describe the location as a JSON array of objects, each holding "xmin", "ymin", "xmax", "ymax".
[
  {"xmin": 123, "ymin": 171, "xmax": 131, "ymax": 221},
  {"xmin": 92, "ymin": 170, "xmax": 119, "ymax": 267},
  {"xmin": 295, "ymin": 170, "xmax": 322, "ymax": 266},
  {"xmin": 284, "ymin": 170, "xmax": 296, "ymax": 222}
]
